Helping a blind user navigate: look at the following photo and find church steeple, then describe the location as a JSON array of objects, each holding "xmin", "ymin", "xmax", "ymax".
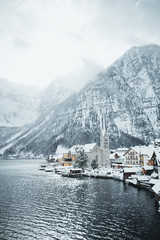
[
  {"xmin": 100, "ymin": 109, "xmax": 110, "ymax": 168},
  {"xmin": 100, "ymin": 109, "xmax": 109, "ymax": 149}
]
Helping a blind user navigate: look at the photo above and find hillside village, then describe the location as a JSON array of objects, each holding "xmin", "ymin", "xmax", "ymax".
[
  {"xmin": 52, "ymin": 136, "xmax": 160, "ymax": 179},
  {"xmin": 45, "ymin": 133, "xmax": 160, "ymax": 205}
]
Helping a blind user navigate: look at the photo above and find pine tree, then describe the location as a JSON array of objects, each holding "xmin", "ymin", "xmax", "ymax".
[
  {"xmin": 91, "ymin": 159, "xmax": 98, "ymax": 169},
  {"xmin": 73, "ymin": 150, "xmax": 88, "ymax": 169}
]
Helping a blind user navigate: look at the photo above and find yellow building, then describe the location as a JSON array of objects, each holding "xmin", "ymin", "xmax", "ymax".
[{"xmin": 58, "ymin": 150, "xmax": 79, "ymax": 166}]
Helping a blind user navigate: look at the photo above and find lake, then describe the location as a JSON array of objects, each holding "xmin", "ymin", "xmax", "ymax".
[{"xmin": 0, "ymin": 159, "xmax": 160, "ymax": 240}]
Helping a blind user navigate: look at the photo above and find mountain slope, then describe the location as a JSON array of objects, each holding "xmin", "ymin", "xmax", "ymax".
[
  {"xmin": 0, "ymin": 78, "xmax": 41, "ymax": 127},
  {"xmin": 1, "ymin": 44, "xmax": 160, "ymax": 156}
]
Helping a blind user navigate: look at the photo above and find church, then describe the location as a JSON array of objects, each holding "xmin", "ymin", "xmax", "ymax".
[
  {"xmin": 98, "ymin": 112, "xmax": 110, "ymax": 168},
  {"xmin": 69, "ymin": 113, "xmax": 110, "ymax": 168}
]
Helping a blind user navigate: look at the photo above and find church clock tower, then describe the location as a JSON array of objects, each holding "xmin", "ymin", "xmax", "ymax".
[{"xmin": 100, "ymin": 111, "xmax": 110, "ymax": 168}]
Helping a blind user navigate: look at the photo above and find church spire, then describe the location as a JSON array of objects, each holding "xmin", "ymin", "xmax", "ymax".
[
  {"xmin": 100, "ymin": 109, "xmax": 109, "ymax": 149},
  {"xmin": 99, "ymin": 108, "xmax": 110, "ymax": 168}
]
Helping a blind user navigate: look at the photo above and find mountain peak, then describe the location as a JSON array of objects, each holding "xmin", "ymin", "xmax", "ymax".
[
  {"xmin": 126, "ymin": 43, "xmax": 160, "ymax": 56},
  {"xmin": 1, "ymin": 44, "xmax": 160, "ymax": 156}
]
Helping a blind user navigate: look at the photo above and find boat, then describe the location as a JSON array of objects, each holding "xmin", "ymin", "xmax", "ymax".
[
  {"xmin": 61, "ymin": 168, "xmax": 83, "ymax": 178},
  {"xmin": 55, "ymin": 166, "xmax": 72, "ymax": 174},
  {"xmin": 38, "ymin": 163, "xmax": 47, "ymax": 170},
  {"xmin": 45, "ymin": 165, "xmax": 54, "ymax": 172}
]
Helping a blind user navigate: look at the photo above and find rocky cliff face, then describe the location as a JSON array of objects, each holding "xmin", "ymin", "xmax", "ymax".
[
  {"xmin": 1, "ymin": 44, "xmax": 160, "ymax": 157},
  {"xmin": 113, "ymin": 44, "xmax": 160, "ymax": 135}
]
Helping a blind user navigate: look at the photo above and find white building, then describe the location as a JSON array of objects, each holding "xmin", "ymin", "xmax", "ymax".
[
  {"xmin": 100, "ymin": 130, "xmax": 110, "ymax": 168},
  {"xmin": 69, "ymin": 111, "xmax": 110, "ymax": 168},
  {"xmin": 69, "ymin": 130, "xmax": 110, "ymax": 168},
  {"xmin": 99, "ymin": 110, "xmax": 110, "ymax": 168}
]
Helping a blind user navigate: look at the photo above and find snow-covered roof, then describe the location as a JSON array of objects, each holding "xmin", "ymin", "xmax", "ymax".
[
  {"xmin": 140, "ymin": 145, "xmax": 155, "ymax": 158},
  {"xmin": 151, "ymin": 172, "xmax": 158, "ymax": 179},
  {"xmin": 123, "ymin": 167, "xmax": 142, "ymax": 173},
  {"xmin": 110, "ymin": 153, "xmax": 115, "ymax": 159},
  {"xmin": 110, "ymin": 152, "xmax": 125, "ymax": 160},
  {"xmin": 124, "ymin": 146, "xmax": 140, "ymax": 155},
  {"xmin": 69, "ymin": 145, "xmax": 83, "ymax": 154},
  {"xmin": 152, "ymin": 180, "xmax": 160, "ymax": 195},
  {"xmin": 149, "ymin": 179, "xmax": 159, "ymax": 185},
  {"xmin": 83, "ymin": 143, "xmax": 97, "ymax": 152},
  {"xmin": 124, "ymin": 145, "xmax": 156, "ymax": 159},
  {"xmin": 69, "ymin": 143, "xmax": 97, "ymax": 154},
  {"xmin": 143, "ymin": 166, "xmax": 154, "ymax": 170},
  {"xmin": 135, "ymin": 175, "xmax": 151, "ymax": 181}
]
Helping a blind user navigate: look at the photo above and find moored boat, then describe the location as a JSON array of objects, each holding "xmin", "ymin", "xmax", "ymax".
[
  {"xmin": 38, "ymin": 163, "xmax": 47, "ymax": 170},
  {"xmin": 55, "ymin": 166, "xmax": 72, "ymax": 174},
  {"xmin": 45, "ymin": 165, "xmax": 54, "ymax": 172},
  {"xmin": 61, "ymin": 168, "xmax": 83, "ymax": 178}
]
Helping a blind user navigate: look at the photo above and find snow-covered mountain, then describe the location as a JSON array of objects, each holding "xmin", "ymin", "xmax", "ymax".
[
  {"xmin": 1, "ymin": 44, "xmax": 160, "ymax": 157},
  {"xmin": 0, "ymin": 78, "xmax": 41, "ymax": 127},
  {"xmin": 0, "ymin": 77, "xmax": 75, "ymax": 155}
]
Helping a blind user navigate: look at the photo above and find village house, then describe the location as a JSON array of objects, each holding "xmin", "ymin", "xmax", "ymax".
[
  {"xmin": 110, "ymin": 148, "xmax": 127, "ymax": 169},
  {"xmin": 57, "ymin": 150, "xmax": 78, "ymax": 167},
  {"xmin": 121, "ymin": 144, "xmax": 160, "ymax": 178},
  {"xmin": 138, "ymin": 145, "xmax": 160, "ymax": 176},
  {"xmin": 124, "ymin": 147, "xmax": 140, "ymax": 166}
]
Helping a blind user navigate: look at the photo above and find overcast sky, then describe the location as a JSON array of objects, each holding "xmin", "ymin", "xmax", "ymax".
[{"xmin": 0, "ymin": 0, "xmax": 160, "ymax": 88}]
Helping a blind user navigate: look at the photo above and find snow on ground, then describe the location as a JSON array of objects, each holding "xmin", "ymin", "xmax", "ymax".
[{"xmin": 152, "ymin": 180, "xmax": 160, "ymax": 195}]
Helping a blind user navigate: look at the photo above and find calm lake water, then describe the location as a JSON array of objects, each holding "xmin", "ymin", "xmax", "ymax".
[{"xmin": 0, "ymin": 159, "xmax": 160, "ymax": 240}]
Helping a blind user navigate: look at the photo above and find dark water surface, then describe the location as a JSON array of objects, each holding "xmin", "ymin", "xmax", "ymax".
[{"xmin": 0, "ymin": 159, "xmax": 160, "ymax": 240}]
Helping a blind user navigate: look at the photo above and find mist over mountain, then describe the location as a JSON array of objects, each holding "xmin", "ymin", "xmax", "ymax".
[
  {"xmin": 0, "ymin": 78, "xmax": 41, "ymax": 127},
  {"xmin": 0, "ymin": 44, "xmax": 160, "ymax": 157}
]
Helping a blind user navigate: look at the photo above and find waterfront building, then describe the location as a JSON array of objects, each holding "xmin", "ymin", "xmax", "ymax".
[
  {"xmin": 66, "ymin": 130, "xmax": 110, "ymax": 168},
  {"xmin": 68, "ymin": 142, "xmax": 107, "ymax": 168},
  {"xmin": 69, "ymin": 143, "xmax": 102, "ymax": 168},
  {"xmin": 57, "ymin": 151, "xmax": 78, "ymax": 166},
  {"xmin": 110, "ymin": 151, "xmax": 126, "ymax": 168},
  {"xmin": 124, "ymin": 147, "xmax": 140, "ymax": 166}
]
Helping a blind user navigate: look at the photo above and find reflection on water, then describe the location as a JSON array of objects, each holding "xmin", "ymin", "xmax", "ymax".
[{"xmin": 0, "ymin": 159, "xmax": 160, "ymax": 240}]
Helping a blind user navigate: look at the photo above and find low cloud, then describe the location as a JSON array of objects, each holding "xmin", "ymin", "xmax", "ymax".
[{"xmin": 13, "ymin": 38, "xmax": 31, "ymax": 48}]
